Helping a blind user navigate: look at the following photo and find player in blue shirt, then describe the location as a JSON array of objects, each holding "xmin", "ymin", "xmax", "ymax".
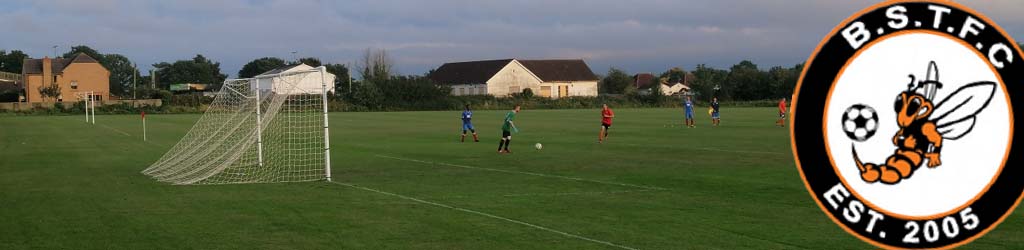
[
  {"xmin": 461, "ymin": 104, "xmax": 479, "ymax": 142},
  {"xmin": 684, "ymin": 96, "xmax": 695, "ymax": 128}
]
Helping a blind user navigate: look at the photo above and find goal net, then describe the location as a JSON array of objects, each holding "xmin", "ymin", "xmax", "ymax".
[{"xmin": 142, "ymin": 67, "xmax": 333, "ymax": 185}]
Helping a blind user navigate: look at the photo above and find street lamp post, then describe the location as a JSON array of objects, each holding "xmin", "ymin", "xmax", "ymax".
[
  {"xmin": 151, "ymin": 67, "xmax": 165, "ymax": 89},
  {"xmin": 133, "ymin": 63, "xmax": 137, "ymax": 99}
]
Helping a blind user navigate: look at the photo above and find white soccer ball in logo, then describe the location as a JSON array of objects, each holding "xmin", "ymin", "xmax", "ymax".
[
  {"xmin": 841, "ymin": 104, "xmax": 879, "ymax": 142},
  {"xmin": 535, "ymin": 143, "xmax": 543, "ymax": 150}
]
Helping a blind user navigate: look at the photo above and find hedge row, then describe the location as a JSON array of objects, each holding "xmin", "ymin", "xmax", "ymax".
[{"xmin": 1, "ymin": 95, "xmax": 785, "ymax": 116}]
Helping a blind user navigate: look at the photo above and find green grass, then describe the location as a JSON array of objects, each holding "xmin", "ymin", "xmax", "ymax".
[{"xmin": 1, "ymin": 108, "xmax": 1021, "ymax": 249}]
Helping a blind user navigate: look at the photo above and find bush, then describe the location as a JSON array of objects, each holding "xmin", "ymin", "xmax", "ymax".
[
  {"xmin": 0, "ymin": 90, "xmax": 20, "ymax": 102},
  {"xmin": 512, "ymin": 88, "xmax": 534, "ymax": 99}
]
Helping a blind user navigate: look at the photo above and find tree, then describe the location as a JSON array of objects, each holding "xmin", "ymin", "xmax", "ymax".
[
  {"xmin": 376, "ymin": 75, "xmax": 451, "ymax": 110},
  {"xmin": 659, "ymin": 67, "xmax": 687, "ymax": 84},
  {"xmin": 238, "ymin": 57, "xmax": 286, "ymax": 78},
  {"xmin": 600, "ymin": 68, "xmax": 633, "ymax": 94},
  {"xmin": 690, "ymin": 64, "xmax": 729, "ymax": 100},
  {"xmin": 727, "ymin": 60, "xmax": 771, "ymax": 101},
  {"xmin": 38, "ymin": 83, "xmax": 61, "ymax": 102},
  {"xmin": 0, "ymin": 50, "xmax": 29, "ymax": 73},
  {"xmin": 294, "ymin": 57, "xmax": 322, "ymax": 67},
  {"xmin": 62, "ymin": 45, "xmax": 104, "ymax": 62},
  {"xmin": 104, "ymin": 54, "xmax": 139, "ymax": 98},
  {"xmin": 768, "ymin": 63, "xmax": 802, "ymax": 99},
  {"xmin": 647, "ymin": 80, "xmax": 666, "ymax": 104},
  {"xmin": 324, "ymin": 63, "xmax": 350, "ymax": 94},
  {"xmin": 359, "ymin": 48, "xmax": 393, "ymax": 83},
  {"xmin": 516, "ymin": 88, "xmax": 535, "ymax": 99},
  {"xmin": 153, "ymin": 54, "xmax": 228, "ymax": 90},
  {"xmin": 351, "ymin": 80, "xmax": 383, "ymax": 109}
]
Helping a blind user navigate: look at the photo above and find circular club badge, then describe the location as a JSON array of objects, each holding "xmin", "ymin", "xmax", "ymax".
[{"xmin": 791, "ymin": 0, "xmax": 1023, "ymax": 249}]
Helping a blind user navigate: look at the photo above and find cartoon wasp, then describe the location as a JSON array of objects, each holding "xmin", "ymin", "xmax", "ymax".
[{"xmin": 853, "ymin": 62, "xmax": 996, "ymax": 184}]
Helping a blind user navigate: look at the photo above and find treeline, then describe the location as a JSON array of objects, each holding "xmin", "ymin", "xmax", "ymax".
[
  {"xmin": 599, "ymin": 60, "xmax": 803, "ymax": 102},
  {"xmin": 24, "ymin": 42, "xmax": 1016, "ymax": 113},
  {"xmin": 0, "ymin": 45, "xmax": 353, "ymax": 103}
]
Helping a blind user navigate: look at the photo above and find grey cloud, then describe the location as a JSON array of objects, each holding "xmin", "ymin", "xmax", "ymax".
[{"xmin": 1, "ymin": 0, "xmax": 1021, "ymax": 77}]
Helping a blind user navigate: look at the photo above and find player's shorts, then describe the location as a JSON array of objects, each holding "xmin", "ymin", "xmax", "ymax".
[
  {"xmin": 602, "ymin": 122, "xmax": 611, "ymax": 129},
  {"xmin": 502, "ymin": 130, "xmax": 512, "ymax": 138},
  {"xmin": 462, "ymin": 123, "xmax": 475, "ymax": 131},
  {"xmin": 685, "ymin": 110, "xmax": 694, "ymax": 119},
  {"xmin": 779, "ymin": 112, "xmax": 786, "ymax": 118},
  {"xmin": 711, "ymin": 111, "xmax": 720, "ymax": 119}
]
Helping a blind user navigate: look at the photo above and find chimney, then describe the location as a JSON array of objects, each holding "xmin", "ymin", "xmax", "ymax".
[{"xmin": 42, "ymin": 56, "xmax": 52, "ymax": 87}]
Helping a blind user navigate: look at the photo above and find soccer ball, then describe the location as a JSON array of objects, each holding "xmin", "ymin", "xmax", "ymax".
[
  {"xmin": 535, "ymin": 143, "xmax": 543, "ymax": 150},
  {"xmin": 841, "ymin": 104, "xmax": 879, "ymax": 142}
]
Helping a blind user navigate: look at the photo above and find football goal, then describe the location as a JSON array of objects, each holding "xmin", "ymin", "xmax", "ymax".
[{"xmin": 142, "ymin": 66, "xmax": 333, "ymax": 185}]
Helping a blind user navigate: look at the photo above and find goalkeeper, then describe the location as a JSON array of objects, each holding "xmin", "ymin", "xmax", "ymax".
[{"xmin": 498, "ymin": 105, "xmax": 520, "ymax": 153}]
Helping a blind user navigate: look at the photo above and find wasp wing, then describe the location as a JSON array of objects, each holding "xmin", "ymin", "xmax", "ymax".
[
  {"xmin": 937, "ymin": 117, "xmax": 975, "ymax": 140},
  {"xmin": 931, "ymin": 81, "xmax": 996, "ymax": 140}
]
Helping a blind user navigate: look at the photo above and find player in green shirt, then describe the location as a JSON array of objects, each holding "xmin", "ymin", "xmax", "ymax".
[{"xmin": 498, "ymin": 105, "xmax": 520, "ymax": 153}]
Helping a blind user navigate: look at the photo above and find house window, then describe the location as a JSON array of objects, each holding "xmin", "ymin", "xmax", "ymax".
[
  {"xmin": 559, "ymin": 86, "xmax": 568, "ymax": 97},
  {"xmin": 459, "ymin": 88, "xmax": 465, "ymax": 96},
  {"xmin": 70, "ymin": 81, "xmax": 78, "ymax": 90},
  {"xmin": 509, "ymin": 86, "xmax": 520, "ymax": 95},
  {"xmin": 540, "ymin": 86, "xmax": 552, "ymax": 98}
]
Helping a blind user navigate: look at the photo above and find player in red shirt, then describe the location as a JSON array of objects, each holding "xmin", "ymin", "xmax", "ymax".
[
  {"xmin": 599, "ymin": 104, "xmax": 615, "ymax": 143},
  {"xmin": 777, "ymin": 98, "xmax": 787, "ymax": 127}
]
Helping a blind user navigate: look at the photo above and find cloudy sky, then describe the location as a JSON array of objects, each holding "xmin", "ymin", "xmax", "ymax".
[{"xmin": 2, "ymin": 0, "xmax": 1022, "ymax": 78}]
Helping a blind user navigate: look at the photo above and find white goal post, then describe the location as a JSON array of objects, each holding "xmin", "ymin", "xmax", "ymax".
[
  {"xmin": 75, "ymin": 91, "xmax": 96, "ymax": 124},
  {"xmin": 142, "ymin": 66, "xmax": 333, "ymax": 185}
]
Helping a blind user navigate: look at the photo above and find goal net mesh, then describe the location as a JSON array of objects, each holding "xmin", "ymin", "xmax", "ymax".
[{"xmin": 142, "ymin": 69, "xmax": 328, "ymax": 185}]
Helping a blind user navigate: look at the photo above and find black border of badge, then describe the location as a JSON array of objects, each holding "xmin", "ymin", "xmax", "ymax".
[{"xmin": 792, "ymin": 1, "xmax": 1024, "ymax": 249}]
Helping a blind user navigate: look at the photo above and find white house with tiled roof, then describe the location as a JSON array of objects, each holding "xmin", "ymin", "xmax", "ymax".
[{"xmin": 430, "ymin": 59, "xmax": 599, "ymax": 98}]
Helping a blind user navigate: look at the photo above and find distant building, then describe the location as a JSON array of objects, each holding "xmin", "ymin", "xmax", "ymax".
[
  {"xmin": 0, "ymin": 71, "xmax": 22, "ymax": 101},
  {"xmin": 253, "ymin": 63, "xmax": 336, "ymax": 95},
  {"xmin": 22, "ymin": 53, "xmax": 110, "ymax": 103},
  {"xmin": 170, "ymin": 83, "xmax": 210, "ymax": 92},
  {"xmin": 633, "ymin": 73, "xmax": 655, "ymax": 89},
  {"xmin": 638, "ymin": 72, "xmax": 692, "ymax": 96},
  {"xmin": 430, "ymin": 59, "xmax": 599, "ymax": 98},
  {"xmin": 659, "ymin": 81, "xmax": 691, "ymax": 96}
]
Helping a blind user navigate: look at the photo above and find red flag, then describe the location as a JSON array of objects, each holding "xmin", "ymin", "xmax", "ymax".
[{"xmin": 141, "ymin": 111, "xmax": 146, "ymax": 119}]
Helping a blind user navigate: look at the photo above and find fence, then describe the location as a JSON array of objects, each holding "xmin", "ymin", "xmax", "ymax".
[
  {"xmin": 0, "ymin": 99, "xmax": 162, "ymax": 111},
  {"xmin": 0, "ymin": 71, "xmax": 20, "ymax": 83}
]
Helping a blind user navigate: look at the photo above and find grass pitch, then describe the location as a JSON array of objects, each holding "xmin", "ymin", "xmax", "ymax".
[{"xmin": 1, "ymin": 108, "xmax": 1022, "ymax": 249}]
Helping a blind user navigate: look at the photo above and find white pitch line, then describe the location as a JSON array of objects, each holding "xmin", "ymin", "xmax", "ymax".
[
  {"xmin": 84, "ymin": 119, "xmax": 166, "ymax": 147},
  {"xmin": 330, "ymin": 181, "xmax": 640, "ymax": 250},
  {"xmin": 97, "ymin": 123, "xmax": 132, "ymax": 136},
  {"xmin": 438, "ymin": 189, "xmax": 660, "ymax": 199},
  {"xmin": 376, "ymin": 155, "xmax": 668, "ymax": 191},
  {"xmin": 618, "ymin": 143, "xmax": 785, "ymax": 155}
]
